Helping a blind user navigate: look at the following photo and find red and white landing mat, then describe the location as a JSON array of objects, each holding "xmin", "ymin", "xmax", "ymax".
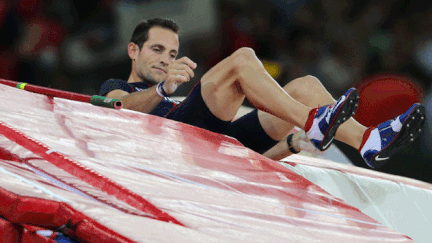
[{"xmin": 0, "ymin": 82, "xmax": 418, "ymax": 242}]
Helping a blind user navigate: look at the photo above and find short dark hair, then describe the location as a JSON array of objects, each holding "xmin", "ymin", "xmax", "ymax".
[{"xmin": 130, "ymin": 18, "xmax": 180, "ymax": 49}]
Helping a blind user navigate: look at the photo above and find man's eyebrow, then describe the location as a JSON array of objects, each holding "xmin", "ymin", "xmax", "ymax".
[
  {"xmin": 150, "ymin": 44, "xmax": 177, "ymax": 55},
  {"xmin": 150, "ymin": 44, "xmax": 165, "ymax": 50}
]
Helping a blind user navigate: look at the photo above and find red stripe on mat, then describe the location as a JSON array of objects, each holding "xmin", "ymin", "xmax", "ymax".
[
  {"xmin": 0, "ymin": 147, "xmax": 153, "ymax": 217},
  {"xmin": 0, "ymin": 120, "xmax": 184, "ymax": 226},
  {"xmin": 0, "ymin": 189, "xmax": 136, "ymax": 243}
]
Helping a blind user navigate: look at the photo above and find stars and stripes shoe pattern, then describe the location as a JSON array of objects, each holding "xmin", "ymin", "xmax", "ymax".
[
  {"xmin": 304, "ymin": 88, "xmax": 359, "ymax": 151},
  {"xmin": 359, "ymin": 103, "xmax": 426, "ymax": 168}
]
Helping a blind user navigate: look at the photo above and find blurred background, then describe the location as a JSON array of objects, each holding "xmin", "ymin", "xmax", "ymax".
[{"xmin": 1, "ymin": 0, "xmax": 431, "ymax": 183}]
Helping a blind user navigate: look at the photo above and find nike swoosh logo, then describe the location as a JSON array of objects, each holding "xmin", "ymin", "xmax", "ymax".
[
  {"xmin": 375, "ymin": 155, "xmax": 389, "ymax": 161},
  {"xmin": 322, "ymin": 136, "xmax": 334, "ymax": 150}
]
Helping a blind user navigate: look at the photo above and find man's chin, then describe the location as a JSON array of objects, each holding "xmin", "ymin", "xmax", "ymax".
[
  {"xmin": 151, "ymin": 74, "xmax": 166, "ymax": 84},
  {"xmin": 146, "ymin": 76, "xmax": 164, "ymax": 85},
  {"xmin": 154, "ymin": 79, "xmax": 165, "ymax": 84}
]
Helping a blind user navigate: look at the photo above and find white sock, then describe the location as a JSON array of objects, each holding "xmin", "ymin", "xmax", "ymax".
[
  {"xmin": 360, "ymin": 128, "xmax": 381, "ymax": 156},
  {"xmin": 307, "ymin": 115, "xmax": 324, "ymax": 142}
]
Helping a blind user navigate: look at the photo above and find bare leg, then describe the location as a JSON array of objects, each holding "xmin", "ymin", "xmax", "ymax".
[
  {"xmin": 200, "ymin": 48, "xmax": 312, "ymax": 129},
  {"xmin": 258, "ymin": 75, "xmax": 367, "ymax": 149},
  {"xmin": 201, "ymin": 51, "xmax": 425, "ymax": 167}
]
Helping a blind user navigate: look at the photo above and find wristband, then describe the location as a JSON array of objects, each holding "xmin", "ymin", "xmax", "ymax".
[
  {"xmin": 287, "ymin": 134, "xmax": 300, "ymax": 154},
  {"xmin": 158, "ymin": 81, "xmax": 171, "ymax": 97},
  {"xmin": 156, "ymin": 82, "xmax": 164, "ymax": 97}
]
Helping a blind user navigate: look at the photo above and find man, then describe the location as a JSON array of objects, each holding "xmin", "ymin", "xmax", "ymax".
[{"xmin": 99, "ymin": 18, "xmax": 425, "ymax": 168}]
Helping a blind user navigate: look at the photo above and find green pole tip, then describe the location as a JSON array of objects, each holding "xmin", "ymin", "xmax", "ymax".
[{"xmin": 90, "ymin": 95, "xmax": 123, "ymax": 110}]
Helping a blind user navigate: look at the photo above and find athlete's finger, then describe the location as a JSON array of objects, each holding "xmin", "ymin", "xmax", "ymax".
[
  {"xmin": 174, "ymin": 74, "xmax": 188, "ymax": 83},
  {"xmin": 165, "ymin": 74, "xmax": 184, "ymax": 88},
  {"xmin": 177, "ymin": 63, "xmax": 194, "ymax": 78},
  {"xmin": 178, "ymin": 70, "xmax": 191, "ymax": 81},
  {"xmin": 169, "ymin": 64, "xmax": 194, "ymax": 80},
  {"xmin": 169, "ymin": 67, "xmax": 190, "ymax": 80},
  {"xmin": 177, "ymin": 56, "xmax": 197, "ymax": 70}
]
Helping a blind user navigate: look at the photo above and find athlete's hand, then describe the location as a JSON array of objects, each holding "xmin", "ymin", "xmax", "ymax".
[{"xmin": 163, "ymin": 57, "xmax": 197, "ymax": 95}]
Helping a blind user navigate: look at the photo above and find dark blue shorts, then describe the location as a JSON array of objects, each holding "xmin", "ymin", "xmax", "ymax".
[
  {"xmin": 165, "ymin": 82, "xmax": 231, "ymax": 134},
  {"xmin": 165, "ymin": 82, "xmax": 279, "ymax": 154}
]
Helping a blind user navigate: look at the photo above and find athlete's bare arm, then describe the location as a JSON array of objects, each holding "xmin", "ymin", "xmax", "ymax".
[
  {"xmin": 263, "ymin": 132, "xmax": 303, "ymax": 160},
  {"xmin": 105, "ymin": 56, "xmax": 197, "ymax": 113},
  {"xmin": 106, "ymin": 87, "xmax": 164, "ymax": 113}
]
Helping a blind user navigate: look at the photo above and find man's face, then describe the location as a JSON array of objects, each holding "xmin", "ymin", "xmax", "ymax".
[{"xmin": 134, "ymin": 26, "xmax": 179, "ymax": 84}]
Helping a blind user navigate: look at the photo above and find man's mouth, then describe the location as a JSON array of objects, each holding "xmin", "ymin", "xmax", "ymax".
[{"xmin": 153, "ymin": 67, "xmax": 167, "ymax": 73}]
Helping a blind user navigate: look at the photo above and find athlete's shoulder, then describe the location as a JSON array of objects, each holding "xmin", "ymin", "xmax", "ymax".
[{"xmin": 99, "ymin": 79, "xmax": 132, "ymax": 96}]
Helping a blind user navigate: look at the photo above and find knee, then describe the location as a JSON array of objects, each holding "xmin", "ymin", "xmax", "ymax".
[
  {"xmin": 300, "ymin": 75, "xmax": 324, "ymax": 90},
  {"xmin": 287, "ymin": 75, "xmax": 327, "ymax": 103},
  {"xmin": 229, "ymin": 47, "xmax": 263, "ymax": 74},
  {"xmin": 232, "ymin": 47, "xmax": 256, "ymax": 59}
]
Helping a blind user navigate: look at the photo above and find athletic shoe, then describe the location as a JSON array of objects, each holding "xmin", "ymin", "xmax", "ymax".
[
  {"xmin": 305, "ymin": 88, "xmax": 359, "ymax": 151},
  {"xmin": 359, "ymin": 103, "xmax": 426, "ymax": 168}
]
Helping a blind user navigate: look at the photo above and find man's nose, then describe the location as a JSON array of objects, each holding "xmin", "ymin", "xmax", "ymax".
[{"xmin": 160, "ymin": 54, "xmax": 170, "ymax": 65}]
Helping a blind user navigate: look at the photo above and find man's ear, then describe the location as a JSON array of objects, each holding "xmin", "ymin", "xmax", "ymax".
[{"xmin": 128, "ymin": 43, "xmax": 138, "ymax": 60}]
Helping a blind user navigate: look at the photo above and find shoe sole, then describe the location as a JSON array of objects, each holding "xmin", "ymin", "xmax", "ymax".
[
  {"xmin": 370, "ymin": 104, "xmax": 426, "ymax": 168},
  {"xmin": 320, "ymin": 89, "xmax": 359, "ymax": 151}
]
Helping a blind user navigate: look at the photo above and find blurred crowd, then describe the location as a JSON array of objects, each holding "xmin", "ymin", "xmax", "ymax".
[
  {"xmin": 0, "ymin": 0, "xmax": 118, "ymax": 93},
  {"xmin": 1, "ymin": 0, "xmax": 432, "ymax": 181},
  {"xmin": 207, "ymin": 0, "xmax": 432, "ymax": 95},
  {"xmin": 2, "ymin": 0, "xmax": 432, "ymax": 95}
]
